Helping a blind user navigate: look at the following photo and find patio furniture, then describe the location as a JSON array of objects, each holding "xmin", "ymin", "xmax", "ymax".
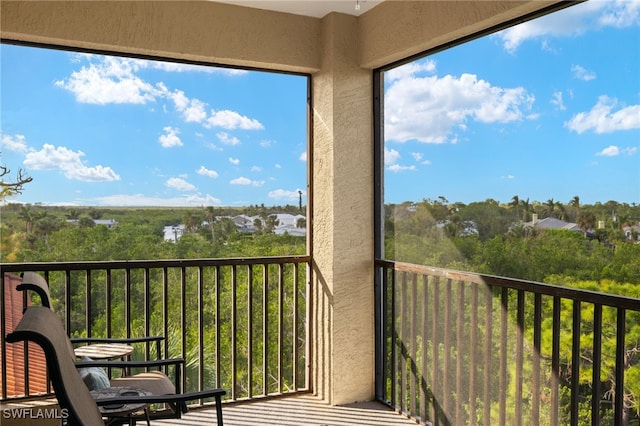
[
  {"xmin": 16, "ymin": 272, "xmax": 221, "ymax": 421},
  {"xmin": 91, "ymin": 386, "xmax": 152, "ymax": 426},
  {"xmin": 17, "ymin": 271, "xmax": 165, "ymax": 359},
  {"xmin": 6, "ymin": 306, "xmax": 226, "ymax": 425}
]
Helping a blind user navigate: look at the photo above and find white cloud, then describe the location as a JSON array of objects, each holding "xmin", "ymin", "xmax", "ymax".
[
  {"xmin": 495, "ymin": 1, "xmax": 640, "ymax": 53},
  {"xmin": 385, "ymin": 60, "xmax": 437, "ymax": 82},
  {"xmin": 388, "ymin": 164, "xmax": 416, "ymax": 173},
  {"xmin": 565, "ymin": 96, "xmax": 640, "ymax": 134},
  {"xmin": 230, "ymin": 176, "xmax": 265, "ymax": 186},
  {"xmin": 268, "ymin": 189, "xmax": 305, "ymax": 200},
  {"xmin": 57, "ymin": 56, "xmax": 262, "ymax": 132},
  {"xmin": 251, "ymin": 166, "xmax": 262, "ymax": 172},
  {"xmin": 1, "ymin": 134, "xmax": 29, "ymax": 152},
  {"xmin": 299, "ymin": 152, "xmax": 307, "ymax": 162},
  {"xmin": 275, "ymin": 164, "xmax": 282, "ymax": 169},
  {"xmin": 551, "ymin": 91, "xmax": 566, "ymax": 111},
  {"xmin": 385, "ymin": 148, "xmax": 401, "ymax": 166},
  {"xmin": 158, "ymin": 126, "xmax": 183, "ymax": 148},
  {"xmin": 197, "ymin": 166, "xmax": 219, "ymax": 178},
  {"xmin": 571, "ymin": 65, "xmax": 597, "ymax": 81},
  {"xmin": 205, "ymin": 110, "xmax": 264, "ymax": 130},
  {"xmin": 166, "ymin": 177, "xmax": 196, "ymax": 191},
  {"xmin": 384, "ymin": 147, "xmax": 416, "ymax": 172},
  {"xmin": 24, "ymin": 143, "xmax": 120, "ymax": 182},
  {"xmin": 55, "ymin": 56, "xmax": 161, "ymax": 104},
  {"xmin": 385, "ymin": 72, "xmax": 534, "ymax": 143},
  {"xmin": 94, "ymin": 193, "xmax": 221, "ymax": 206},
  {"xmin": 168, "ymin": 90, "xmax": 208, "ymax": 123},
  {"xmin": 596, "ymin": 145, "xmax": 638, "ymax": 157},
  {"xmin": 217, "ymin": 132, "xmax": 241, "ymax": 145},
  {"xmin": 599, "ymin": 0, "xmax": 640, "ymax": 27},
  {"xmin": 229, "ymin": 157, "xmax": 240, "ymax": 165},
  {"xmin": 260, "ymin": 140, "xmax": 275, "ymax": 148},
  {"xmin": 230, "ymin": 176, "xmax": 251, "ymax": 185}
]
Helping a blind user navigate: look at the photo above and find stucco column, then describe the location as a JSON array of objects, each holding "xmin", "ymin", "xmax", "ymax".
[{"xmin": 311, "ymin": 12, "xmax": 374, "ymax": 405}]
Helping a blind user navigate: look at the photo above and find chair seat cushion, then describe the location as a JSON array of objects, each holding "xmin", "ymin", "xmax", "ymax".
[{"xmin": 110, "ymin": 370, "xmax": 176, "ymax": 395}]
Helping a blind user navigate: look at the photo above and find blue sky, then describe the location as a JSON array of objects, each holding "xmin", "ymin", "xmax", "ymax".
[
  {"xmin": 383, "ymin": 0, "xmax": 640, "ymax": 206},
  {"xmin": 1, "ymin": 1, "xmax": 639, "ymax": 208},
  {"xmin": 1, "ymin": 47, "xmax": 308, "ymax": 207}
]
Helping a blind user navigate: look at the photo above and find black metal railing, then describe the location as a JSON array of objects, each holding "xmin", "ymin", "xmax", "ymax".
[
  {"xmin": 1, "ymin": 256, "xmax": 311, "ymax": 405},
  {"xmin": 376, "ymin": 259, "xmax": 640, "ymax": 426}
]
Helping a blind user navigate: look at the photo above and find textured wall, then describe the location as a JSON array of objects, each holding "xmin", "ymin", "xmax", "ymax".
[
  {"xmin": 0, "ymin": 1, "xmax": 321, "ymax": 73},
  {"xmin": 359, "ymin": 0, "xmax": 563, "ymax": 68},
  {"xmin": 312, "ymin": 12, "xmax": 375, "ymax": 405}
]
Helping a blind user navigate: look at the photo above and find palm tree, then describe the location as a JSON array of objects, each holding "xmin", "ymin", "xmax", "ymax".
[
  {"xmin": 544, "ymin": 198, "xmax": 556, "ymax": 218},
  {"xmin": 521, "ymin": 198, "xmax": 531, "ymax": 222},
  {"xmin": 555, "ymin": 201, "xmax": 566, "ymax": 220},
  {"xmin": 88, "ymin": 208, "xmax": 103, "ymax": 220},
  {"xmin": 569, "ymin": 196, "xmax": 580, "ymax": 222},
  {"xmin": 577, "ymin": 212, "xmax": 596, "ymax": 237},
  {"xmin": 183, "ymin": 212, "xmax": 201, "ymax": 234},
  {"xmin": 34, "ymin": 214, "xmax": 60, "ymax": 249},
  {"xmin": 18, "ymin": 204, "xmax": 34, "ymax": 234},
  {"xmin": 510, "ymin": 195, "xmax": 520, "ymax": 221},
  {"xmin": 204, "ymin": 206, "xmax": 217, "ymax": 243},
  {"xmin": 66, "ymin": 208, "xmax": 81, "ymax": 220}
]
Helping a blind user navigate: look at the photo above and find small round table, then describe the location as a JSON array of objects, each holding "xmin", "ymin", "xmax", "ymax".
[
  {"xmin": 91, "ymin": 386, "xmax": 151, "ymax": 426},
  {"xmin": 75, "ymin": 343, "xmax": 134, "ymax": 360}
]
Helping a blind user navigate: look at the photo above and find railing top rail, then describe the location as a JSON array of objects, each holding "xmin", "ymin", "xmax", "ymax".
[
  {"xmin": 376, "ymin": 258, "xmax": 640, "ymax": 311},
  {"xmin": 1, "ymin": 255, "xmax": 311, "ymax": 273}
]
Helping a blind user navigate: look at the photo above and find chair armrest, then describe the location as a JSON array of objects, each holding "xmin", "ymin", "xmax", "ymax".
[
  {"xmin": 94, "ymin": 388, "xmax": 226, "ymax": 406},
  {"xmin": 75, "ymin": 358, "xmax": 185, "ymax": 370},
  {"xmin": 71, "ymin": 336, "xmax": 164, "ymax": 345}
]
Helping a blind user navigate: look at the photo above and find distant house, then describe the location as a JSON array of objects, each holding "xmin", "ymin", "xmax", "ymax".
[
  {"xmin": 164, "ymin": 214, "xmax": 307, "ymax": 242},
  {"xmin": 66, "ymin": 219, "xmax": 118, "ymax": 228},
  {"xmin": 232, "ymin": 214, "xmax": 258, "ymax": 234},
  {"xmin": 93, "ymin": 219, "xmax": 118, "ymax": 228},
  {"xmin": 524, "ymin": 216, "xmax": 582, "ymax": 232},
  {"xmin": 523, "ymin": 215, "xmax": 596, "ymax": 238},
  {"xmin": 623, "ymin": 224, "xmax": 640, "ymax": 242},
  {"xmin": 436, "ymin": 219, "xmax": 479, "ymax": 236},
  {"xmin": 273, "ymin": 213, "xmax": 306, "ymax": 236},
  {"xmin": 232, "ymin": 213, "xmax": 306, "ymax": 236},
  {"xmin": 163, "ymin": 224, "xmax": 185, "ymax": 242}
]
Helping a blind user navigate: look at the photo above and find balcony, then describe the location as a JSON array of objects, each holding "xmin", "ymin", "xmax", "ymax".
[{"xmin": 2, "ymin": 258, "xmax": 639, "ymax": 425}]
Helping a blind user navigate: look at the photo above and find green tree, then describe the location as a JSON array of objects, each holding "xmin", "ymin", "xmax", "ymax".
[
  {"xmin": 18, "ymin": 204, "xmax": 35, "ymax": 234},
  {"xmin": 204, "ymin": 206, "xmax": 217, "ymax": 243},
  {"xmin": 510, "ymin": 195, "xmax": 520, "ymax": 221},
  {"xmin": 578, "ymin": 212, "xmax": 597, "ymax": 237},
  {"xmin": 543, "ymin": 277, "xmax": 640, "ymax": 425}
]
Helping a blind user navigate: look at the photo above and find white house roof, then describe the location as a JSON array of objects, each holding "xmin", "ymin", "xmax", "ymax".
[{"xmin": 525, "ymin": 217, "xmax": 581, "ymax": 232}]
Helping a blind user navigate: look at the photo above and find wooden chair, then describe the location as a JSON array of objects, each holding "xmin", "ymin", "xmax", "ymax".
[{"xmin": 6, "ymin": 306, "xmax": 225, "ymax": 425}]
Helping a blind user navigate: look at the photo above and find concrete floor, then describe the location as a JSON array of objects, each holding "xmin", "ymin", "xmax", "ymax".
[{"xmin": 156, "ymin": 394, "xmax": 419, "ymax": 426}]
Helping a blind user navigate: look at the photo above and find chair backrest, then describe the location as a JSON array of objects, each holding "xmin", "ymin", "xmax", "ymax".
[
  {"xmin": 17, "ymin": 271, "xmax": 52, "ymax": 308},
  {"xmin": 16, "ymin": 272, "xmax": 76, "ymax": 358},
  {"xmin": 6, "ymin": 306, "xmax": 104, "ymax": 425}
]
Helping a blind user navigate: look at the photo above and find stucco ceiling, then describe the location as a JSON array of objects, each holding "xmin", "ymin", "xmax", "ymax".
[{"xmin": 212, "ymin": 0, "xmax": 384, "ymax": 18}]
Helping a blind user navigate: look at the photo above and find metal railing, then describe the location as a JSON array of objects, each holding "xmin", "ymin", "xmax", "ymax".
[
  {"xmin": 376, "ymin": 260, "xmax": 640, "ymax": 426},
  {"xmin": 1, "ymin": 256, "xmax": 311, "ymax": 405}
]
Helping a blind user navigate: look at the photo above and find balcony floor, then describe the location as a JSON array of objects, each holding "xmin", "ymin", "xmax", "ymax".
[{"xmin": 156, "ymin": 394, "xmax": 418, "ymax": 426}]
